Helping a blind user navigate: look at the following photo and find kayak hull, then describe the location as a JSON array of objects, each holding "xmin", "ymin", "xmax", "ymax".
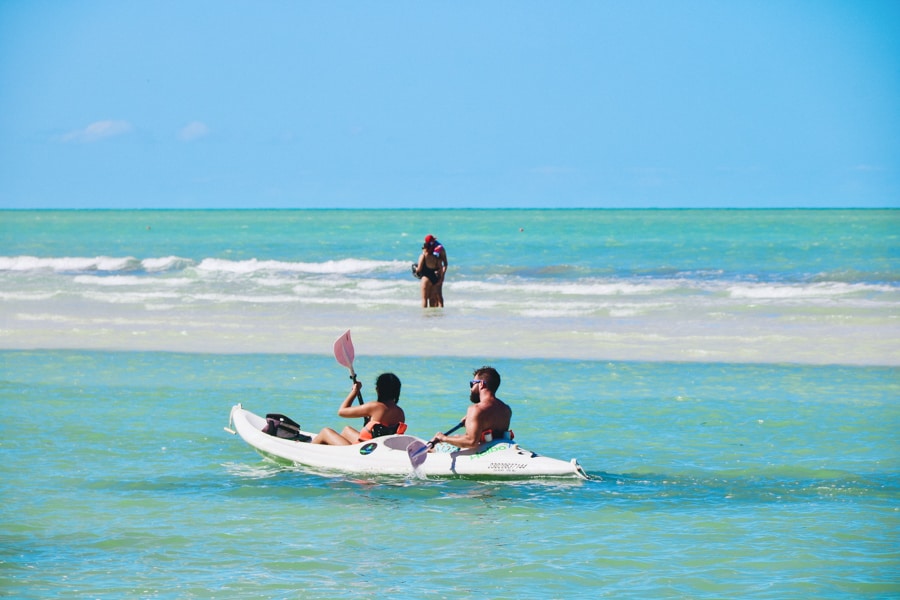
[{"xmin": 227, "ymin": 404, "xmax": 587, "ymax": 479}]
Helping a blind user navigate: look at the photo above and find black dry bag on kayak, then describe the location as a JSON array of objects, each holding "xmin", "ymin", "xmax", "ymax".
[{"xmin": 263, "ymin": 413, "xmax": 311, "ymax": 442}]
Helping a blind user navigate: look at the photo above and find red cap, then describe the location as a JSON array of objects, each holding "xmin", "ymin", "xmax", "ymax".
[{"xmin": 425, "ymin": 234, "xmax": 435, "ymax": 244}]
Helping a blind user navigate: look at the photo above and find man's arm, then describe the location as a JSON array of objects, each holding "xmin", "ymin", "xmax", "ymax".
[{"xmin": 435, "ymin": 407, "xmax": 482, "ymax": 449}]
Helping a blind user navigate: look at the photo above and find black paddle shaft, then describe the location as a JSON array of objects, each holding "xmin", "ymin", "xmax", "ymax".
[{"xmin": 426, "ymin": 420, "xmax": 465, "ymax": 451}]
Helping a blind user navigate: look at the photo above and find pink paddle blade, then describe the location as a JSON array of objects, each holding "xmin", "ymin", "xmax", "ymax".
[{"xmin": 333, "ymin": 330, "xmax": 355, "ymax": 370}]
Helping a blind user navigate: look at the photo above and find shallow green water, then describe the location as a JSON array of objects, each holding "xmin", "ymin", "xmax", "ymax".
[
  {"xmin": 1, "ymin": 351, "xmax": 896, "ymax": 598},
  {"xmin": 2, "ymin": 209, "xmax": 897, "ymax": 365}
]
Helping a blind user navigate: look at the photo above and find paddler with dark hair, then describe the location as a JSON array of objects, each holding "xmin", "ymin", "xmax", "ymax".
[
  {"xmin": 311, "ymin": 373, "xmax": 406, "ymax": 445},
  {"xmin": 431, "ymin": 366, "xmax": 513, "ymax": 450}
]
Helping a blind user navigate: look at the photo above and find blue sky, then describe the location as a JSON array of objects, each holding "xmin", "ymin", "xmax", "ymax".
[{"xmin": 1, "ymin": 1, "xmax": 897, "ymax": 209}]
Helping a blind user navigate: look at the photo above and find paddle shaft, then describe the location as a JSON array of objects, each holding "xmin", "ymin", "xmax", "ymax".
[
  {"xmin": 414, "ymin": 420, "xmax": 465, "ymax": 458},
  {"xmin": 349, "ymin": 373, "xmax": 364, "ymax": 405}
]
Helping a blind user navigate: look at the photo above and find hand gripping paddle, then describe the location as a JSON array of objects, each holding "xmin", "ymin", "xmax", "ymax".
[{"xmin": 407, "ymin": 420, "xmax": 465, "ymax": 470}]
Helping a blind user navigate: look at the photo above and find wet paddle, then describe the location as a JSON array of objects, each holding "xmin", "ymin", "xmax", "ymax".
[
  {"xmin": 333, "ymin": 330, "xmax": 364, "ymax": 406},
  {"xmin": 407, "ymin": 420, "xmax": 465, "ymax": 470}
]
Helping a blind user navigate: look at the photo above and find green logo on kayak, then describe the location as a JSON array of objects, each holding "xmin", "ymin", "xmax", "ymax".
[{"xmin": 469, "ymin": 443, "xmax": 511, "ymax": 460}]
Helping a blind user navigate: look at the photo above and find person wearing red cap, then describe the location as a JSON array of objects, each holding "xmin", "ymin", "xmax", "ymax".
[{"xmin": 412, "ymin": 234, "xmax": 448, "ymax": 307}]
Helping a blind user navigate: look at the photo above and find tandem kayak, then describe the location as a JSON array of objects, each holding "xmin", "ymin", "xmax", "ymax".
[{"xmin": 226, "ymin": 404, "xmax": 588, "ymax": 480}]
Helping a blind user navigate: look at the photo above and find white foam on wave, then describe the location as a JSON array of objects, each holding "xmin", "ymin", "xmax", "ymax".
[
  {"xmin": 519, "ymin": 307, "xmax": 591, "ymax": 318},
  {"xmin": 81, "ymin": 291, "xmax": 182, "ymax": 304},
  {"xmin": 0, "ymin": 255, "xmax": 141, "ymax": 272},
  {"xmin": 142, "ymin": 256, "xmax": 194, "ymax": 271},
  {"xmin": 0, "ymin": 291, "xmax": 61, "ymax": 301},
  {"xmin": 452, "ymin": 278, "xmax": 684, "ymax": 296},
  {"xmin": 0, "ymin": 254, "xmax": 409, "ymax": 276},
  {"xmin": 551, "ymin": 280, "xmax": 681, "ymax": 296},
  {"xmin": 196, "ymin": 257, "xmax": 407, "ymax": 275},
  {"xmin": 188, "ymin": 292, "xmax": 303, "ymax": 304},
  {"xmin": 73, "ymin": 275, "xmax": 193, "ymax": 287},
  {"xmin": 726, "ymin": 281, "xmax": 889, "ymax": 299}
]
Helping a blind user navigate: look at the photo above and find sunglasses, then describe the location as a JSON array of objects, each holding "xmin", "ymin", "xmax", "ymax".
[{"xmin": 469, "ymin": 379, "xmax": 483, "ymax": 387}]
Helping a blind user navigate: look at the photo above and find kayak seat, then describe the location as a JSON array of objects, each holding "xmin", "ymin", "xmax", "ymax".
[
  {"xmin": 358, "ymin": 421, "xmax": 407, "ymax": 441},
  {"xmin": 481, "ymin": 429, "xmax": 514, "ymax": 443}
]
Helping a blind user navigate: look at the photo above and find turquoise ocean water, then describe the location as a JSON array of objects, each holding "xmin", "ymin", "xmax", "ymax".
[{"xmin": 1, "ymin": 209, "xmax": 898, "ymax": 598}]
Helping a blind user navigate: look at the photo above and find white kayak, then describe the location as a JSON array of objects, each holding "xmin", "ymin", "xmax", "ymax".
[{"xmin": 226, "ymin": 404, "xmax": 588, "ymax": 480}]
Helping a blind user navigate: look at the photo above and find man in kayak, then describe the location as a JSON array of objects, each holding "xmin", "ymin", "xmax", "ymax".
[
  {"xmin": 431, "ymin": 366, "xmax": 512, "ymax": 450},
  {"xmin": 312, "ymin": 373, "xmax": 407, "ymax": 445}
]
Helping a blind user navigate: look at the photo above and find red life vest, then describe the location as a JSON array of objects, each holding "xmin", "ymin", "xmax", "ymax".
[
  {"xmin": 358, "ymin": 421, "xmax": 407, "ymax": 442},
  {"xmin": 480, "ymin": 429, "xmax": 514, "ymax": 443}
]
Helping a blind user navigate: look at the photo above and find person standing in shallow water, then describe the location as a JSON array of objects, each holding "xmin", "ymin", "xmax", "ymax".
[
  {"xmin": 414, "ymin": 242, "xmax": 442, "ymax": 307},
  {"xmin": 412, "ymin": 234, "xmax": 447, "ymax": 307}
]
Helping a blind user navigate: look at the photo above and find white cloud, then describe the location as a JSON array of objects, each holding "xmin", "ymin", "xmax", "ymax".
[
  {"xmin": 178, "ymin": 121, "xmax": 210, "ymax": 142},
  {"xmin": 60, "ymin": 120, "xmax": 133, "ymax": 143}
]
